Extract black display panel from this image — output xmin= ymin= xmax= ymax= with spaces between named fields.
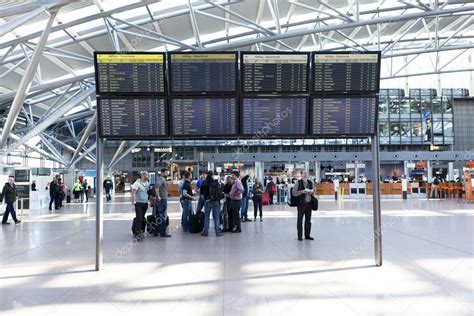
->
xmin=169 ymin=53 xmax=237 ymax=94
xmin=94 ymin=52 xmax=165 ymax=95
xmin=97 ymin=98 xmax=168 ymax=139
xmin=242 ymin=53 xmax=309 ymax=93
xmin=310 ymin=97 xmax=378 ymax=136
xmin=14 ymin=169 xmax=30 ymax=182
xmin=15 ymin=184 xmax=30 ymax=210
xmin=312 ymin=52 xmax=380 ymax=94
xmin=171 ymin=98 xmax=238 ymax=137
xmin=241 ymin=97 xmax=308 ymax=137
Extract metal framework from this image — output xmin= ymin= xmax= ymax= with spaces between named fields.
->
xmin=0 ymin=0 xmax=473 ymax=166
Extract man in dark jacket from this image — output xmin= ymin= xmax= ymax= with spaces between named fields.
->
xmin=1 ymin=176 xmax=21 ymax=225
xmin=200 ymin=171 xmax=222 ymax=237
xmin=49 ymin=178 xmax=60 ymax=211
xmin=292 ymin=171 xmax=315 ymax=241
xmin=103 ymin=177 xmax=114 ymax=202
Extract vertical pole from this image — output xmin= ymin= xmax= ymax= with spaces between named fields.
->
xmin=314 ymin=161 xmax=321 ymax=183
xmin=96 ymin=136 xmax=104 ymax=271
xmin=371 ymin=131 xmax=382 ymax=267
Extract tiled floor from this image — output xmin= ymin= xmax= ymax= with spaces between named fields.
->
xmin=0 ymin=194 xmax=473 ymax=315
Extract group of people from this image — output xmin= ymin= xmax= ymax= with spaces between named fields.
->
xmin=48 ymin=178 xmax=67 ymax=211
xmin=129 ymin=169 xmax=316 ymax=242
xmin=72 ymin=179 xmax=90 ymax=203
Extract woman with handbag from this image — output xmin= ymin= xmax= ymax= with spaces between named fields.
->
xmin=252 ymin=178 xmax=264 ymax=221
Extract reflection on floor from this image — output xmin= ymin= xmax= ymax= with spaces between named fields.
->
xmin=0 ymin=194 xmax=473 ymax=315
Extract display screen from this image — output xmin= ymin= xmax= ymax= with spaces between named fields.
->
xmin=98 ymin=98 xmax=167 ymax=139
xmin=171 ymin=98 xmax=238 ymax=137
xmin=311 ymin=97 xmax=377 ymax=136
xmin=169 ymin=53 xmax=237 ymax=93
xmin=95 ymin=53 xmax=165 ymax=95
xmin=14 ymin=169 xmax=30 ymax=182
xmin=241 ymin=97 xmax=308 ymax=136
xmin=242 ymin=53 xmax=308 ymax=93
xmin=312 ymin=53 xmax=380 ymax=94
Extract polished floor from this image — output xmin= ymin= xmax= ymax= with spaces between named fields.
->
xmin=0 ymin=194 xmax=473 ymax=316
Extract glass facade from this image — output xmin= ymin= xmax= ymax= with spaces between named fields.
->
xmin=378 ymin=90 xmax=454 ymax=145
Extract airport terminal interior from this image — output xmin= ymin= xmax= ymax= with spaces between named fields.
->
xmin=0 ymin=0 xmax=473 ymax=315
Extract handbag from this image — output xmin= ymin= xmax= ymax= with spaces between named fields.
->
xmin=310 ymin=195 xmax=318 ymax=211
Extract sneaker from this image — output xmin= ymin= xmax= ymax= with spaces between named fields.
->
xmin=254 ymin=217 xmax=257 ymax=221
xmin=160 ymin=234 xmax=172 ymax=238
xmin=260 ymin=218 xmax=263 ymax=222
xmin=15 ymin=220 xmax=21 ymax=225
xmin=216 ymin=233 xmax=223 ymax=237
xmin=200 ymin=232 xmax=208 ymax=237
xmin=305 ymin=236 xmax=314 ymax=240
xmin=232 ymin=228 xmax=241 ymax=233
xmin=2 ymin=222 xmax=10 ymax=225
xmin=245 ymin=218 xmax=252 ymax=222
xmin=298 ymin=237 xmax=303 ymax=241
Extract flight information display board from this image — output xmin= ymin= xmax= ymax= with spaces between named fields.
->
xmin=171 ymin=98 xmax=238 ymax=137
xmin=169 ymin=53 xmax=237 ymax=94
xmin=242 ymin=53 xmax=309 ymax=93
xmin=94 ymin=53 xmax=165 ymax=95
xmin=311 ymin=97 xmax=378 ymax=136
xmin=98 ymin=98 xmax=168 ymax=139
xmin=241 ymin=97 xmax=308 ymax=137
xmin=312 ymin=53 xmax=380 ymax=94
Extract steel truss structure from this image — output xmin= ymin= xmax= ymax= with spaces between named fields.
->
xmin=0 ymin=0 xmax=473 ymax=167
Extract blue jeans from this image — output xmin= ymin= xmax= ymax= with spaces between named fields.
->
xmin=153 ymin=199 xmax=168 ymax=236
xmin=182 ymin=199 xmax=193 ymax=232
xmin=196 ymin=195 xmax=205 ymax=213
xmin=203 ymin=200 xmax=221 ymax=235
xmin=241 ymin=195 xmax=249 ymax=219
xmin=2 ymin=201 xmax=18 ymax=224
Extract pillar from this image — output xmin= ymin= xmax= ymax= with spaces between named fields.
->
xmin=448 ymin=162 xmax=454 ymax=181
xmin=207 ymin=161 xmax=215 ymax=173
xmin=314 ymin=161 xmax=321 ymax=183
xmin=404 ymin=160 xmax=409 ymax=178
xmin=255 ymin=161 xmax=264 ymax=181
xmin=304 ymin=161 xmax=310 ymax=174
xmin=426 ymin=160 xmax=433 ymax=181
xmin=354 ymin=160 xmax=359 ymax=183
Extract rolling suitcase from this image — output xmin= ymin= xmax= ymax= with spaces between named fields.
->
xmin=189 ymin=210 xmax=205 ymax=233
xmin=131 ymin=217 xmax=146 ymax=236
xmin=263 ymin=192 xmax=270 ymax=205
xmin=146 ymin=215 xmax=157 ymax=235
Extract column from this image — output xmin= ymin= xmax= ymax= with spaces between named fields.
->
xmin=304 ymin=161 xmax=310 ymax=174
xmin=354 ymin=160 xmax=359 ymax=183
xmin=426 ymin=160 xmax=433 ymax=181
xmin=255 ymin=161 xmax=264 ymax=181
xmin=207 ymin=161 xmax=215 ymax=172
xmin=314 ymin=161 xmax=321 ymax=183
xmin=403 ymin=160 xmax=409 ymax=178
xmin=448 ymin=162 xmax=454 ymax=181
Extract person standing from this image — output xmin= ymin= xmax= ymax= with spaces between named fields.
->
xmin=72 ymin=180 xmax=82 ymax=203
xmin=181 ymin=171 xmax=196 ymax=232
xmin=1 ymin=176 xmax=21 ymax=225
xmin=195 ymin=172 xmax=206 ymax=213
xmin=240 ymin=175 xmax=251 ymax=222
xmin=83 ymin=179 xmax=89 ymax=203
xmin=252 ymin=178 xmax=264 ymax=221
xmin=131 ymin=171 xmax=150 ymax=242
xmin=200 ymin=171 xmax=223 ymax=237
xmin=292 ymin=171 xmax=315 ymax=241
xmin=103 ymin=177 xmax=114 ymax=202
xmin=266 ymin=178 xmax=275 ymax=205
xmin=153 ymin=168 xmax=171 ymax=238
xmin=222 ymin=176 xmax=234 ymax=232
xmin=227 ymin=171 xmax=244 ymax=233
xmin=31 ymin=180 xmax=36 ymax=192
xmin=49 ymin=178 xmax=60 ymax=211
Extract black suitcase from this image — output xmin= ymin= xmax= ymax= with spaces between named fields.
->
xmin=66 ymin=195 xmax=71 ymax=203
xmin=189 ymin=211 xmax=204 ymax=233
xmin=131 ymin=217 xmax=146 ymax=235
xmin=146 ymin=215 xmax=157 ymax=235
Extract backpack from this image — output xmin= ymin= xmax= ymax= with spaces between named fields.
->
xmin=147 ymin=184 xmax=156 ymax=199
xmin=288 ymin=180 xmax=312 ymax=207
xmin=433 ymin=178 xmax=440 ymax=185
xmin=209 ymin=179 xmax=225 ymax=201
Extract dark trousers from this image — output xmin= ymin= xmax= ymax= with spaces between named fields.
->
xmin=105 ymin=189 xmax=111 ymax=201
xmin=297 ymin=202 xmax=312 ymax=238
xmin=134 ymin=202 xmax=148 ymax=236
xmin=2 ymin=202 xmax=18 ymax=224
xmin=153 ymin=199 xmax=167 ymax=236
xmin=229 ymin=200 xmax=242 ymax=231
xmin=253 ymin=195 xmax=263 ymax=219
xmin=49 ymin=195 xmax=59 ymax=210
xmin=269 ymin=193 xmax=274 ymax=204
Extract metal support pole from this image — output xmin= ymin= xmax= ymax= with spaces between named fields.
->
xmin=371 ymin=132 xmax=382 ymax=267
xmin=315 ymin=161 xmax=321 ymax=183
xmin=95 ymin=136 xmax=104 ymax=271
xmin=0 ymin=9 xmax=57 ymax=148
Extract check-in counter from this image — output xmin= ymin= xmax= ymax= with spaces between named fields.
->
xmin=349 ymin=183 xmax=366 ymax=195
